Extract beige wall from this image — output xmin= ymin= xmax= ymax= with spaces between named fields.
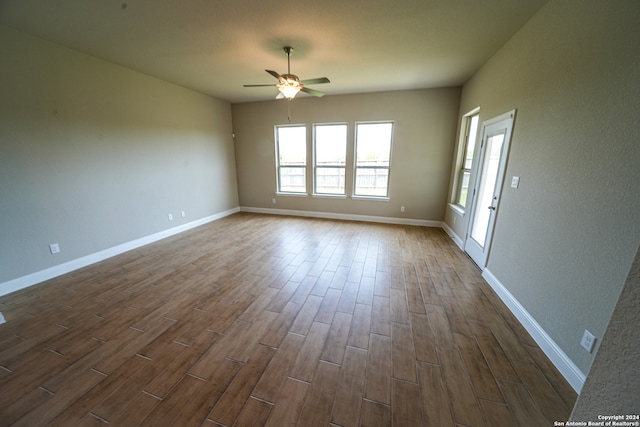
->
xmin=0 ymin=25 xmax=239 ymax=285
xmin=232 ymin=88 xmax=460 ymax=221
xmin=445 ymin=0 xmax=640 ymax=376
xmin=570 ymin=244 xmax=640 ymax=420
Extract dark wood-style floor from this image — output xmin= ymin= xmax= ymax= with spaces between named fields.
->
xmin=0 ymin=213 xmax=577 ymax=426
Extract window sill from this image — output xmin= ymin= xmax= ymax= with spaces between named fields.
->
xmin=448 ymin=203 xmax=465 ymax=216
xmin=276 ymin=192 xmax=309 ymax=197
xmin=351 ymin=195 xmax=390 ymax=202
xmin=312 ymin=193 xmax=348 ymax=199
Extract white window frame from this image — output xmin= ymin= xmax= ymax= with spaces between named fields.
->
xmin=352 ymin=121 xmax=394 ymax=200
xmin=451 ymin=108 xmax=480 ymax=212
xmin=313 ymin=123 xmax=348 ymax=197
xmin=275 ymin=124 xmax=308 ymax=195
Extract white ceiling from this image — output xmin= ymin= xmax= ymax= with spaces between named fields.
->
xmin=0 ymin=0 xmax=546 ymax=103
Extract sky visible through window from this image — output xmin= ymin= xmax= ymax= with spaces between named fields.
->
xmin=356 ymin=123 xmax=392 ymax=165
xmin=315 ymin=124 xmax=347 ymax=165
xmin=278 ymin=126 xmax=306 ymax=165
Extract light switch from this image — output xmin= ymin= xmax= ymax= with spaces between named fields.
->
xmin=511 ymin=176 xmax=520 ymax=188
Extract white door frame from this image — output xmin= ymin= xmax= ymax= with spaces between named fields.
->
xmin=464 ymin=109 xmax=516 ymax=269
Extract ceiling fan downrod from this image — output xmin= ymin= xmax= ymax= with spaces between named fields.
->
xmin=283 ymin=46 xmax=293 ymax=75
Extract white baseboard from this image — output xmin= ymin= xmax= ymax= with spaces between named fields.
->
xmin=240 ymin=206 xmax=444 ymax=228
xmin=442 ymin=222 xmax=464 ymax=250
xmin=482 ymin=268 xmax=586 ymax=393
xmin=0 ymin=207 xmax=240 ymax=297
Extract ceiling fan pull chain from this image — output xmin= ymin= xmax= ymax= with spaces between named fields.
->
xmin=287 ymin=99 xmax=292 ymax=123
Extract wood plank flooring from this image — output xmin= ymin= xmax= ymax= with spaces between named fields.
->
xmin=0 ymin=213 xmax=577 ymax=426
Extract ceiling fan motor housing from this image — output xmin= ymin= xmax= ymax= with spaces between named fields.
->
xmin=281 ymin=74 xmax=301 ymax=84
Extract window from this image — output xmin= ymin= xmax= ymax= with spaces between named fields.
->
xmin=274 ymin=121 xmax=395 ymax=200
xmin=354 ymin=122 xmax=393 ymax=197
xmin=314 ymin=124 xmax=347 ymax=195
xmin=454 ymin=112 xmax=479 ymax=207
xmin=275 ymin=125 xmax=307 ymax=193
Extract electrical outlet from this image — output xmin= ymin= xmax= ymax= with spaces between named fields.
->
xmin=400 ymin=206 xmax=405 ymax=212
xmin=49 ymin=243 xmax=60 ymax=254
xmin=580 ymin=329 xmax=596 ymax=353
xmin=272 ymin=198 xmax=276 ymax=204
xmin=181 ymin=211 xmax=186 ymax=218
xmin=168 ymin=213 xmax=173 ymax=221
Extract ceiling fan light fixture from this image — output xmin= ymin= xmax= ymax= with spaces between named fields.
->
xmin=277 ymin=81 xmax=301 ymax=99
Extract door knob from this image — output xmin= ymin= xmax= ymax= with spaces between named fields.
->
xmin=488 ymin=206 xmax=496 ymax=210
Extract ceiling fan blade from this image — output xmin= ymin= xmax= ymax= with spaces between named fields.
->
xmin=300 ymin=77 xmax=330 ymax=85
xmin=266 ymin=69 xmax=286 ymax=83
xmin=301 ymin=87 xmax=325 ymax=97
xmin=243 ymin=84 xmax=276 ymax=87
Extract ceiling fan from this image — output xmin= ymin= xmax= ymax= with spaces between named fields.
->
xmin=243 ymin=46 xmax=330 ymax=99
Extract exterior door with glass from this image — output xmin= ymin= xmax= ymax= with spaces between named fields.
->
xmin=464 ymin=110 xmax=516 ymax=269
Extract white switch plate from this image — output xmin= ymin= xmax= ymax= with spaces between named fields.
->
xmin=580 ymin=329 xmax=596 ymax=353
xmin=49 ymin=243 xmax=60 ymax=254
xmin=511 ymin=176 xmax=520 ymax=188
xmin=168 ymin=213 xmax=173 ymax=221
xmin=181 ymin=211 xmax=186 ymax=218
